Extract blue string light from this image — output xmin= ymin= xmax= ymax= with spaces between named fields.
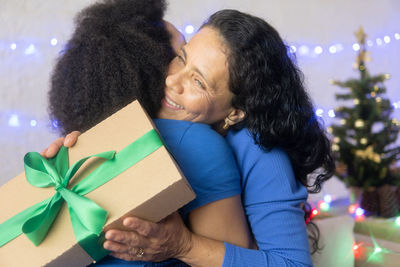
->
xmin=8 ymin=114 xmax=19 ymax=127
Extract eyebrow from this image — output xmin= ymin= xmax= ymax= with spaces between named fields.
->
xmin=181 ymin=47 xmax=215 ymax=88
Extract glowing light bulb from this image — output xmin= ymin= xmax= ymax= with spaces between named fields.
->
xmin=348 ymin=204 xmax=358 ymax=214
xmin=395 ymin=33 xmax=400 ymax=40
xmin=30 ymin=120 xmax=37 ymax=127
xmin=374 ymin=247 xmax=382 ymax=253
xmin=312 ymin=209 xmax=319 ymax=216
xmin=324 ymin=194 xmax=332 ymax=203
xmin=328 ymin=109 xmax=336 ymax=118
xmin=352 ymin=43 xmax=360 ymax=51
xmin=52 ymin=120 xmax=59 ymax=128
xmin=8 ymin=114 xmax=20 ymax=127
xmin=185 ymin=25 xmax=194 ymax=34
xmin=289 ymin=45 xmax=297 ymax=53
xmin=395 ymin=217 xmax=400 ymax=226
xmin=329 ymin=45 xmax=337 ymax=54
xmin=360 ymin=138 xmax=368 ymax=145
xmin=315 ymin=108 xmax=324 ymax=117
xmin=384 ymin=36 xmax=391 ymax=43
xmin=10 ymin=43 xmax=17 ymax=50
xmin=376 ymin=38 xmax=383 ymax=45
xmin=355 ymin=207 xmax=365 ymax=216
xmin=353 ymin=244 xmax=359 ymax=250
xmin=24 ymin=44 xmax=36 ymax=55
xmin=355 ymin=119 xmax=364 ymax=128
xmin=50 ymin=38 xmax=58 ymax=46
xmin=367 ymin=40 xmax=373 ymax=47
xmin=314 ymin=46 xmax=323 ymax=54
xmin=355 ymin=214 xmax=365 ymax=221
xmin=320 ymin=202 xmax=330 ymax=211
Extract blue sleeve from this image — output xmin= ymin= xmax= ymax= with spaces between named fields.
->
xmin=173 ymin=123 xmax=241 ymax=216
xmin=223 ymin=129 xmax=312 ymax=267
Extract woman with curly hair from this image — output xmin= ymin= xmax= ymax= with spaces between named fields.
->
xmin=45 ymin=2 xmax=335 ymax=266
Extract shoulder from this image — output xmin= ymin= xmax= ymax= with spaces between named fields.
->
xmin=226 ymin=127 xmax=291 ymax=168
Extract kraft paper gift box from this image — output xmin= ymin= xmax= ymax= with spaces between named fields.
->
xmin=0 ymin=101 xmax=195 ymax=267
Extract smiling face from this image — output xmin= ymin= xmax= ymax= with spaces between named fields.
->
xmin=158 ymin=26 xmax=243 ymax=126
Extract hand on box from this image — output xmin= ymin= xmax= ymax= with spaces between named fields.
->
xmin=40 ymin=131 xmax=81 ymax=158
xmin=104 ymin=212 xmax=193 ymax=262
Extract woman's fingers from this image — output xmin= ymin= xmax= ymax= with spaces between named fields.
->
xmin=39 ymin=131 xmax=81 ymax=159
xmin=105 ymin=229 xmax=147 ymax=248
xmin=40 ymin=137 xmax=64 ymax=158
xmin=123 ymin=217 xmax=155 ymax=236
xmin=64 ymin=131 xmax=81 ymax=147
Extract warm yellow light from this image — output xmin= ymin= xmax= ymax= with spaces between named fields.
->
xmin=355 ymin=119 xmax=365 ymax=128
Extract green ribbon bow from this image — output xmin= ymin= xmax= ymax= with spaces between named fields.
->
xmin=0 ymin=129 xmax=163 ymax=261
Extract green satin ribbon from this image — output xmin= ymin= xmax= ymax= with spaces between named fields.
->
xmin=0 ymin=129 xmax=163 ymax=261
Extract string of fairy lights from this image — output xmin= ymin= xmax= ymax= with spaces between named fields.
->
xmin=310 ymin=195 xmax=400 ymax=262
xmin=1 ymin=25 xmax=399 ymax=131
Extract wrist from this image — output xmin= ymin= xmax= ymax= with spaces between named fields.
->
xmin=176 ymin=228 xmax=195 ymax=261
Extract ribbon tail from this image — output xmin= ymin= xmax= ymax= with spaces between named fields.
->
xmin=0 ymin=198 xmax=50 ymax=247
xmin=59 ymin=188 xmax=108 ymax=260
xmin=69 ymin=207 xmax=109 ymax=261
xmin=22 ymin=193 xmax=63 ymax=246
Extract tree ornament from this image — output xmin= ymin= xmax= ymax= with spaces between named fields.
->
xmin=355 ymin=119 xmax=365 ymax=128
xmin=360 ymin=138 xmax=368 ymax=145
xmin=354 ymin=26 xmax=367 ymax=45
xmin=355 ymin=146 xmax=381 ymax=163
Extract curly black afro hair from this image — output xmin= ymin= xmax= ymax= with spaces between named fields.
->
xmin=48 ymin=0 xmax=174 ymax=135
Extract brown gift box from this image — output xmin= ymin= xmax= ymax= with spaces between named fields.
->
xmin=0 ymin=101 xmax=195 ymax=267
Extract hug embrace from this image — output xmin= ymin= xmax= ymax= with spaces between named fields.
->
xmin=44 ymin=0 xmax=335 ymax=266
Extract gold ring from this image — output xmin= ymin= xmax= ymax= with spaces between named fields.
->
xmin=136 ymin=247 xmax=145 ymax=258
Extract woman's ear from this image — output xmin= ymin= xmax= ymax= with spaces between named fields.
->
xmin=227 ymin=108 xmax=245 ymax=126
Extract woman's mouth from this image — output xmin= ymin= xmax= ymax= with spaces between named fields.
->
xmin=163 ymin=95 xmax=184 ymax=110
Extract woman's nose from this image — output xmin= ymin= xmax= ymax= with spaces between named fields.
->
xmin=165 ymin=72 xmax=184 ymax=94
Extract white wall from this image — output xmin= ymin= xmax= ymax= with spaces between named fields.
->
xmin=1 ymin=0 xmax=399 ymax=200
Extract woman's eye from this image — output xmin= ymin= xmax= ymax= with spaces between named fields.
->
xmin=176 ymin=55 xmax=185 ymax=63
xmin=195 ymin=78 xmax=206 ymax=89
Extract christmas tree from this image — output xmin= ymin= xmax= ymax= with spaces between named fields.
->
xmin=330 ymin=27 xmax=400 ymax=216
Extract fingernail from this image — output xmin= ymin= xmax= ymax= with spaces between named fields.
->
xmin=105 ymin=231 xmax=113 ymax=240
xmin=64 ymin=136 xmax=71 ymax=146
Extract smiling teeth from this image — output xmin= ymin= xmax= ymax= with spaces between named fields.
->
xmin=166 ymin=97 xmax=184 ymax=109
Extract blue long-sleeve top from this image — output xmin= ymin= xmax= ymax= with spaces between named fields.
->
xmin=223 ymin=128 xmax=313 ymax=267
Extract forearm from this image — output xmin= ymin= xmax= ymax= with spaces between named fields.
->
xmin=178 ymin=233 xmax=225 ymax=267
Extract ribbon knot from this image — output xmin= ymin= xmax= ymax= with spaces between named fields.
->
xmin=54 ymin=183 xmax=65 ymax=191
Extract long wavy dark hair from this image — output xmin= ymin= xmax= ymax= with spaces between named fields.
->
xmin=48 ymin=0 xmax=174 ymax=135
xmin=202 ymin=10 xmax=335 ymax=194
